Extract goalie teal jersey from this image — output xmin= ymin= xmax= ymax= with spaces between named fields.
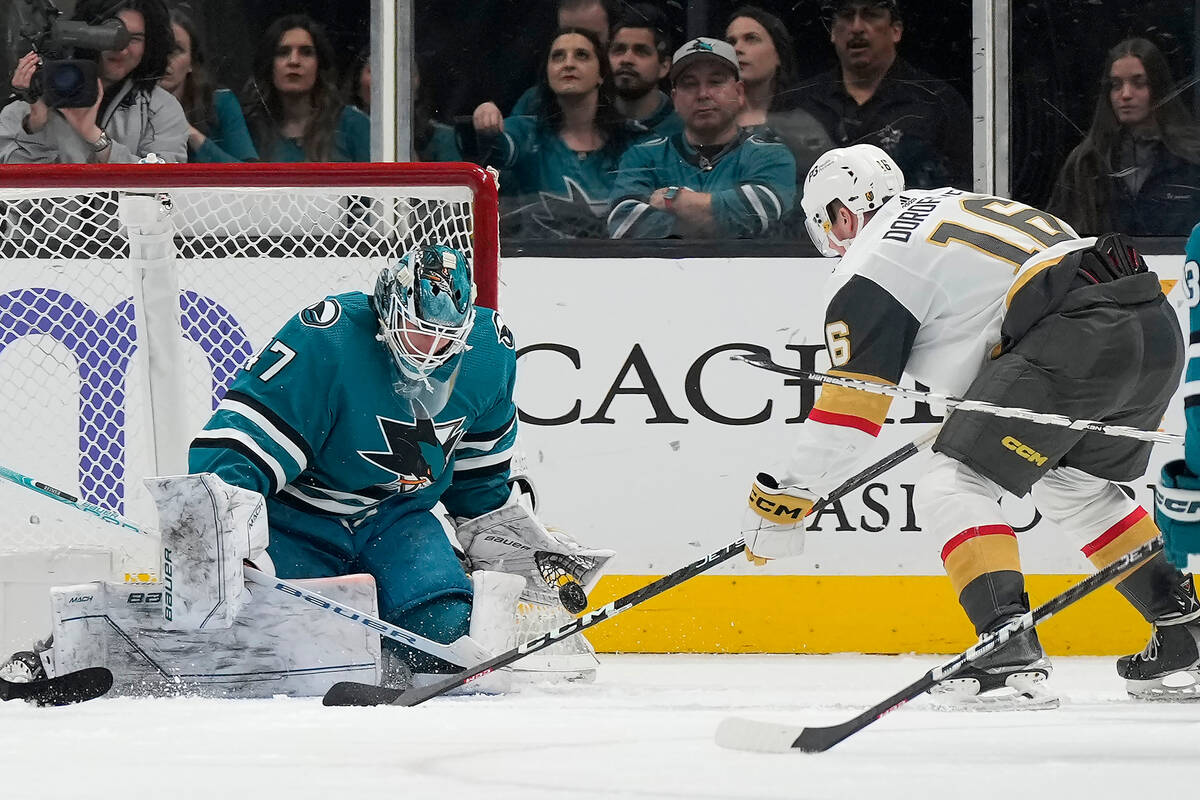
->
xmin=1184 ymin=223 xmax=1200 ymax=473
xmin=188 ymin=292 xmax=518 ymax=521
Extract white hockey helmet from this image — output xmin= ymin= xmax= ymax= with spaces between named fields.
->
xmin=373 ymin=244 xmax=477 ymax=382
xmin=801 ymin=144 xmax=904 ymax=257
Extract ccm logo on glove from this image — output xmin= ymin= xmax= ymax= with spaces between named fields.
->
xmin=748 ymin=474 xmax=814 ymax=522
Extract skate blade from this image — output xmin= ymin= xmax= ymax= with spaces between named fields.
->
xmin=1126 ymin=669 xmax=1200 ymax=701
xmin=929 ymin=672 xmax=1060 ymax=712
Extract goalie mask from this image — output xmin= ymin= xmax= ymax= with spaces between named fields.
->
xmin=374 ymin=245 xmax=477 ymax=382
xmin=801 ymin=144 xmax=904 ymax=257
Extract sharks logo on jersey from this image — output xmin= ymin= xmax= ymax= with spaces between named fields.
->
xmin=492 ymin=311 xmax=515 ymax=350
xmin=300 ymin=299 xmax=342 ymax=328
xmin=359 ymin=414 xmax=468 ymax=493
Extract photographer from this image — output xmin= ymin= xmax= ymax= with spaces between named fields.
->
xmin=0 ymin=0 xmax=187 ymax=164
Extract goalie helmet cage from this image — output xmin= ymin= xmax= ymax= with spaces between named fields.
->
xmin=0 ymin=162 xmax=499 ymax=584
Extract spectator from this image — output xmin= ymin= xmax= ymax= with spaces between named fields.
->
xmin=0 ymin=0 xmax=187 ymax=164
xmin=414 ymin=59 xmax=462 ymax=162
xmin=473 ymin=28 xmax=628 ymax=238
xmin=474 ymin=0 xmax=613 ymax=133
xmin=243 ymin=14 xmax=370 ymax=163
xmin=160 ymin=9 xmax=257 ymax=163
xmin=607 ymin=37 xmax=796 ymax=239
xmin=608 ymin=3 xmax=682 ymax=137
xmin=798 ymin=0 xmax=971 ymax=189
xmin=344 ymin=49 xmax=370 ymax=115
xmin=1049 ymin=37 xmax=1200 ymax=236
xmin=725 ymin=5 xmax=832 ymax=225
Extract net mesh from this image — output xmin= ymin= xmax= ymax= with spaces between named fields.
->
xmin=0 ymin=167 xmax=491 ymax=579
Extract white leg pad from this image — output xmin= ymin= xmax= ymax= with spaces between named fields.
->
xmin=47 ymin=574 xmax=380 ymax=697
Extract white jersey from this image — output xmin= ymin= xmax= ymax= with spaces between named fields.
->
xmin=778 ymin=188 xmax=1086 ymax=494
xmin=824 ymin=188 xmax=1084 ymax=396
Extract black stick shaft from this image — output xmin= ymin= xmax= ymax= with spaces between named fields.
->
xmin=388 ymin=430 xmax=938 ymax=707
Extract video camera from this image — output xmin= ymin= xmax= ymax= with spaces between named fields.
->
xmin=14 ymin=0 xmax=131 ymax=109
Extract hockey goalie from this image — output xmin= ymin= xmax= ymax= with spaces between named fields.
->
xmin=1 ymin=245 xmax=614 ymax=697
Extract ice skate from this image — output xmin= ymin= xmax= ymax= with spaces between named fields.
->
xmin=1117 ymin=575 xmax=1200 ymax=700
xmin=0 ymin=650 xmax=46 ymax=684
xmin=930 ymin=623 xmax=1059 ymax=710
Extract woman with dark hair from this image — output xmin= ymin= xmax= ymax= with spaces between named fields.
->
xmin=725 ymin=4 xmax=801 ymax=124
xmin=160 ymin=9 xmax=256 ymax=162
xmin=0 ymin=0 xmax=187 ymax=163
xmin=243 ymin=14 xmax=370 ymax=162
xmin=473 ymin=27 xmax=630 ymax=238
xmin=1050 ymin=37 xmax=1200 ymax=235
xmin=725 ymin=5 xmax=830 ymax=233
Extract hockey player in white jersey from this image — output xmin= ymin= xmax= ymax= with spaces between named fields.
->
xmin=744 ymin=144 xmax=1198 ymax=703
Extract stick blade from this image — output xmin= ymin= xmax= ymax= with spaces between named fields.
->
xmin=322 ymin=681 xmax=404 ymax=707
xmin=714 ymin=717 xmax=806 ymax=753
xmin=0 ymin=667 xmax=113 ymax=706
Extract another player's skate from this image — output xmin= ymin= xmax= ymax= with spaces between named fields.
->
xmin=929 ymin=622 xmax=1059 ymax=710
xmin=1117 ymin=574 xmax=1200 ymax=700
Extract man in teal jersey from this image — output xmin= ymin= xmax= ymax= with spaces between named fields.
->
xmin=607 ymin=37 xmax=796 ymax=239
xmin=188 ymin=245 xmax=611 ymax=679
xmin=1157 ymin=223 xmax=1200 ymax=572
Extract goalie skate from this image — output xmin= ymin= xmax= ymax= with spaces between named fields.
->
xmin=929 ymin=624 xmax=1059 ymax=711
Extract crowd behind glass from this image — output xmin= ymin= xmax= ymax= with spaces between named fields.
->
xmin=2 ymin=0 xmax=1198 ymax=241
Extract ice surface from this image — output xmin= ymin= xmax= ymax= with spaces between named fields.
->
xmin=2 ymin=654 xmax=1198 ymax=799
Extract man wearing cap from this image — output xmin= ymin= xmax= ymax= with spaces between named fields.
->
xmin=798 ymin=0 xmax=971 ymax=190
xmin=607 ymin=36 xmax=796 ymax=239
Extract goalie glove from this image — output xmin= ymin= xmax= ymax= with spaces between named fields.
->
xmin=454 ymin=490 xmax=616 ymax=606
xmin=742 ymin=473 xmax=815 ymax=565
xmin=1155 ymin=459 xmax=1200 ymax=570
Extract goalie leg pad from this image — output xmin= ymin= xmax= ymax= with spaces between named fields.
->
xmin=47 ymin=574 xmax=381 ymax=697
xmin=145 ymin=473 xmax=269 ymax=630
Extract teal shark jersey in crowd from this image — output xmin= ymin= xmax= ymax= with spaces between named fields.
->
xmin=607 ymin=129 xmax=796 ymax=239
xmin=1183 ymin=223 xmax=1200 ymax=472
xmin=188 ymin=291 xmax=519 ymax=522
xmin=485 ymin=115 xmax=627 ymax=238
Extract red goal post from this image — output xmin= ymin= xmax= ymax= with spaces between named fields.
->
xmin=0 ymin=161 xmax=500 ymax=585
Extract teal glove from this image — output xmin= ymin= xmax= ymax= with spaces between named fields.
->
xmin=1155 ymin=459 xmax=1200 ymax=569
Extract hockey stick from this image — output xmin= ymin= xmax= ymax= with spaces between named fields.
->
xmin=0 ymin=668 xmax=113 ymax=706
xmin=735 ymin=351 xmax=1183 ymax=444
xmin=322 ymin=426 xmax=942 ymax=707
xmin=0 ymin=463 xmax=491 ymax=669
xmin=714 ymin=536 xmax=1163 ymax=753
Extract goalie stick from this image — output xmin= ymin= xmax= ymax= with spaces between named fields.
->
xmin=0 ymin=668 xmax=113 ymax=706
xmin=0 ymin=463 xmax=491 ymax=669
xmin=714 ymin=536 xmax=1163 ymax=753
xmin=322 ymin=426 xmax=942 ymax=707
xmin=735 ymin=351 xmax=1182 ymax=444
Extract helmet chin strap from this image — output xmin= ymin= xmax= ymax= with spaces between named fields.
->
xmin=826 ymin=209 xmax=864 ymax=255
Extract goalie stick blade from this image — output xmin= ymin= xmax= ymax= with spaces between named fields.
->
xmin=0 ymin=667 xmax=113 ymax=706
xmin=322 ymin=681 xmax=405 ymax=707
xmin=715 ymin=716 xmax=860 ymax=754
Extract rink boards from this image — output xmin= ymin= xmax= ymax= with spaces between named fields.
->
xmin=0 ymin=252 xmax=1186 ymax=656
xmin=504 ymin=255 xmax=1187 ymax=656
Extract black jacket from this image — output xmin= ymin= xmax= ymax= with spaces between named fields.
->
xmin=797 ymin=58 xmax=972 ymax=190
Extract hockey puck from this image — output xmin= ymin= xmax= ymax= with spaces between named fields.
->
xmin=558 ymin=580 xmax=588 ymax=614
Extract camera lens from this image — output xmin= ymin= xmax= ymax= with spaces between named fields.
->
xmin=50 ymin=64 xmax=85 ymax=94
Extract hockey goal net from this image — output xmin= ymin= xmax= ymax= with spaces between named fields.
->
xmin=0 ymin=162 xmax=498 ymax=582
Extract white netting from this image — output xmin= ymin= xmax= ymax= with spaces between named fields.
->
xmin=0 ymin=165 xmax=494 ymax=580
